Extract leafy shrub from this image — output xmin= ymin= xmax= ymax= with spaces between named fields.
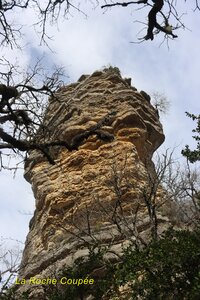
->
xmin=114 ymin=228 xmax=200 ymax=300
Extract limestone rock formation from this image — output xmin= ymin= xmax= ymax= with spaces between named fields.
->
xmin=18 ymin=67 xmax=167 ymax=298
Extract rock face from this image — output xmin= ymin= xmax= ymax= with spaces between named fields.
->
xmin=19 ymin=67 xmax=166 ymax=297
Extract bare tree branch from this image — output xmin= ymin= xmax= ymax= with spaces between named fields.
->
xmin=101 ymin=0 xmax=148 ymax=8
xmin=101 ymin=0 xmax=179 ymax=41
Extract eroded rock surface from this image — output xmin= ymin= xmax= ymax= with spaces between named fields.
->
xmin=19 ymin=67 xmax=166 ymax=297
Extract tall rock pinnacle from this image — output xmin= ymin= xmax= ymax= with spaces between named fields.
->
xmin=18 ymin=67 xmax=165 ymax=298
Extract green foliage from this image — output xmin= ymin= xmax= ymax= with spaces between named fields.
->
xmin=102 ymin=65 xmax=121 ymax=75
xmin=182 ymin=113 xmax=200 ymax=163
xmin=0 ymin=286 xmax=29 ymax=300
xmin=45 ymin=246 xmax=113 ymax=300
xmin=114 ymin=228 xmax=200 ymax=300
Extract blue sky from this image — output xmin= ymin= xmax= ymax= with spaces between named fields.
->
xmin=0 ymin=1 xmax=200 ymax=253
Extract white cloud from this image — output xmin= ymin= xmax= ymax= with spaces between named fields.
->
xmin=0 ymin=169 xmax=34 ymax=242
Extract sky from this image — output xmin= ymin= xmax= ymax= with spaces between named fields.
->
xmin=0 ymin=0 xmax=200 ymax=263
